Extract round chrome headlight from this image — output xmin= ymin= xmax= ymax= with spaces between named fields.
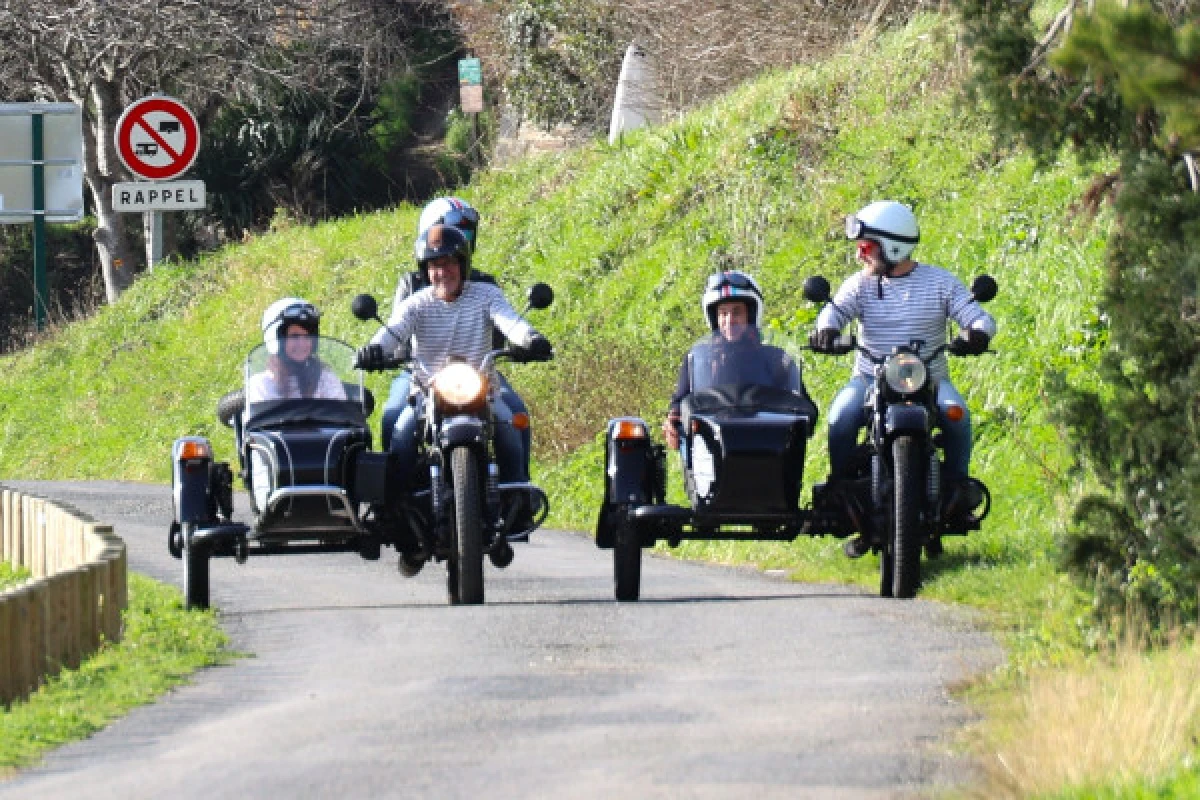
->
xmin=432 ymin=362 xmax=486 ymax=408
xmin=883 ymin=353 xmax=927 ymax=394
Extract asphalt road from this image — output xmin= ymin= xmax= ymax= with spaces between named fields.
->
xmin=1 ymin=480 xmax=1001 ymax=799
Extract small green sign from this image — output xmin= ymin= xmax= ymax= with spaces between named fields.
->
xmin=458 ymin=57 xmax=482 ymax=86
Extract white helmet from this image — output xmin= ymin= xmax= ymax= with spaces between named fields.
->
xmin=701 ymin=271 xmax=765 ymax=331
xmin=261 ymin=297 xmax=320 ymax=356
xmin=845 ymin=201 xmax=919 ymax=266
xmin=417 ymin=197 xmax=480 ymax=252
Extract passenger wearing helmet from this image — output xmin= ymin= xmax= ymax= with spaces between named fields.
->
xmin=809 ymin=201 xmax=996 ymax=555
xmin=247 ymin=298 xmax=347 ymax=403
xmin=356 ymin=224 xmax=552 ymax=485
xmin=376 ymin=197 xmax=532 ymax=471
xmin=662 ymin=270 xmax=811 ymax=450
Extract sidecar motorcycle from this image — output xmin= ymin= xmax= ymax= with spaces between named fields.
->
xmin=595 ymin=276 xmax=997 ymax=601
xmin=168 ymin=285 xmax=553 ymax=610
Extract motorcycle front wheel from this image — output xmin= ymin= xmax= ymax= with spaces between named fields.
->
xmin=890 ymin=436 xmax=923 ymax=599
xmin=448 ymin=447 xmax=485 ymax=605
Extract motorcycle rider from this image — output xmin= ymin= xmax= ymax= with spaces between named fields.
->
xmin=356 ymin=224 xmax=552 ymax=488
xmin=376 ymin=197 xmax=532 ymax=472
xmin=663 ymin=270 xmax=814 ymax=450
xmin=809 ymin=200 xmax=996 ymax=556
xmin=247 ymin=297 xmax=347 ymax=403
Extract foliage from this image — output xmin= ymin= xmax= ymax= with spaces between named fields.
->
xmin=952 ymin=0 xmax=1200 ymax=626
xmin=0 ymin=573 xmax=230 ymax=771
xmin=0 ymin=562 xmax=30 ymax=592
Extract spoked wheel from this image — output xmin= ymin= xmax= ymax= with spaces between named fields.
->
xmin=890 ymin=436 xmax=923 ymax=598
xmin=182 ymin=523 xmax=211 ymax=610
xmin=613 ymin=506 xmax=642 ymax=602
xmin=447 ymin=447 xmax=485 ymax=606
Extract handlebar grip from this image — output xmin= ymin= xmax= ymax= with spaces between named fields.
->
xmin=830 ymin=335 xmax=857 ymax=355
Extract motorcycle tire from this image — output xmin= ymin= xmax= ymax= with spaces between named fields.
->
xmin=891 ymin=436 xmax=923 ymax=599
xmin=216 ymin=389 xmax=245 ymax=428
xmin=182 ymin=523 xmax=211 ymax=610
xmin=448 ymin=447 xmax=485 ymax=606
xmin=613 ymin=505 xmax=641 ymax=602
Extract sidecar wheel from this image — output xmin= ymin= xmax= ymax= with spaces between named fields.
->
xmin=216 ymin=389 xmax=245 ymax=428
xmin=891 ymin=436 xmax=922 ymax=599
xmin=182 ymin=523 xmax=211 ymax=610
xmin=613 ymin=507 xmax=641 ymax=602
xmin=448 ymin=447 xmax=485 ymax=606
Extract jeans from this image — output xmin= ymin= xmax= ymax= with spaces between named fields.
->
xmin=827 ymin=375 xmax=972 ymax=480
xmin=390 ymin=391 xmax=528 ymax=485
xmin=382 ymin=371 xmax=531 ymax=474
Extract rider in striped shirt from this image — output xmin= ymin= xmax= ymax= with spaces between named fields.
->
xmin=811 ymin=201 xmax=996 ymax=554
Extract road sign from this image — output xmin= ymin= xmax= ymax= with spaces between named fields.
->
xmin=460 ymin=85 xmax=484 ymax=114
xmin=112 ymin=180 xmax=206 ymax=212
xmin=0 ymin=103 xmax=84 ymax=223
xmin=458 ymin=57 xmax=482 ymax=86
xmin=114 ymin=96 xmax=200 ymax=181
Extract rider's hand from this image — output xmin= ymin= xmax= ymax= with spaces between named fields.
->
xmin=526 ymin=334 xmax=554 ymax=362
xmin=355 ymin=343 xmax=387 ymax=371
xmin=948 ymin=328 xmax=990 ymax=356
xmin=663 ymin=414 xmax=681 ymax=450
xmin=809 ymin=328 xmax=840 ymax=352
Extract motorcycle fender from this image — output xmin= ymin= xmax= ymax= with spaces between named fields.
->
xmin=439 ymin=416 xmax=486 ymax=449
xmin=885 ymin=405 xmax=930 ymax=436
xmin=172 ymin=436 xmax=213 ymax=524
xmin=605 ymin=417 xmax=654 ymax=505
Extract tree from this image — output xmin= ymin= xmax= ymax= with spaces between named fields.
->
xmin=0 ymin=0 xmax=424 ymax=302
xmin=953 ymin=0 xmax=1200 ymax=623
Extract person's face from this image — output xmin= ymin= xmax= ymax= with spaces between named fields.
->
xmin=856 ymin=238 xmax=888 ymax=275
xmin=427 ymin=255 xmax=463 ymax=300
xmin=283 ymin=323 xmax=314 ymax=361
xmin=716 ymin=301 xmax=750 ymax=341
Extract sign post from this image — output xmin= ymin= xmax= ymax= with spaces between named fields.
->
xmin=113 ymin=95 xmax=203 ymax=270
xmin=0 ymin=103 xmax=84 ymax=330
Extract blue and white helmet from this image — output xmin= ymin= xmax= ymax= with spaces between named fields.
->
xmin=417 ymin=197 xmax=480 ymax=252
xmin=261 ymin=297 xmax=320 ymax=356
xmin=701 ymin=271 xmax=765 ymax=331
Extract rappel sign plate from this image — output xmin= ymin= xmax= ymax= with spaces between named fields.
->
xmin=114 ymin=96 xmax=200 ymax=181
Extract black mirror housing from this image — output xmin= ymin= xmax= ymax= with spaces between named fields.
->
xmin=527 ymin=282 xmax=554 ymax=310
xmin=802 ymin=276 xmax=831 ymax=305
xmin=351 ymin=293 xmax=379 ymax=321
xmin=970 ymin=275 xmax=998 ymax=304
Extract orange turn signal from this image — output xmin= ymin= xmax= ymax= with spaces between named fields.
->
xmin=944 ymin=405 xmax=965 ymax=423
xmin=178 ymin=441 xmax=212 ymax=461
xmin=512 ymin=412 xmax=530 ymax=431
xmin=612 ymin=420 xmax=648 ymax=441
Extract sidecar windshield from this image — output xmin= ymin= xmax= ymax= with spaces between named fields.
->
xmin=687 ymin=330 xmax=803 ymax=394
xmin=244 ymin=336 xmax=368 ymax=427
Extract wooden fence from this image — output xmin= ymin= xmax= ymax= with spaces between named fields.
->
xmin=0 ymin=487 xmax=127 ymax=706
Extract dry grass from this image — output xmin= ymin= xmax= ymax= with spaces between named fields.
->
xmin=971 ymin=633 xmax=1200 ymax=797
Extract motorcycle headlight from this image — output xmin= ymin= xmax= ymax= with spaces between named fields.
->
xmin=432 ymin=362 xmax=487 ymax=410
xmin=883 ymin=353 xmax=927 ymax=394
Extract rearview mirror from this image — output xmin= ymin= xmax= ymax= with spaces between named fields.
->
xmin=970 ymin=275 xmax=998 ymax=304
xmin=802 ymin=276 xmax=831 ymax=305
xmin=351 ymin=293 xmax=378 ymax=321
xmin=526 ymin=282 xmax=554 ymax=311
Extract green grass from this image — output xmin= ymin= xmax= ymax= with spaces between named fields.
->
xmin=0 ymin=573 xmax=231 ymax=775
xmin=0 ymin=563 xmax=28 ymax=592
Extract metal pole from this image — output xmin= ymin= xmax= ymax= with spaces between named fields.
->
xmin=144 ymin=211 xmax=162 ymax=270
xmin=31 ymin=113 xmax=48 ymax=331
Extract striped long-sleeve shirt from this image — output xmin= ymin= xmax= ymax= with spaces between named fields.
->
xmin=369 ymin=282 xmax=536 ymax=385
xmin=816 ymin=263 xmax=997 ymax=382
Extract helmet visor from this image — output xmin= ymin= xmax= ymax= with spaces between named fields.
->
xmin=441 ymin=207 xmax=478 ymax=239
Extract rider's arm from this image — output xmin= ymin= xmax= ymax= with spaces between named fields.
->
xmin=946 ymin=277 xmax=997 ymax=339
xmin=815 ymin=273 xmax=864 ymax=331
xmin=486 ymin=286 xmax=535 ymax=347
xmin=368 ymin=291 xmax=422 ymax=356
xmin=663 ymin=354 xmax=691 ymax=449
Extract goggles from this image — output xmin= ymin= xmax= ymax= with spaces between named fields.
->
xmin=441 ymin=208 xmax=478 ymax=238
xmin=844 ymin=214 xmax=919 ymax=243
xmin=706 ymin=271 xmax=757 ymax=292
xmin=279 ymin=306 xmax=319 ymax=327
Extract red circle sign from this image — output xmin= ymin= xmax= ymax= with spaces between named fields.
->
xmin=114 ymin=96 xmax=200 ymax=181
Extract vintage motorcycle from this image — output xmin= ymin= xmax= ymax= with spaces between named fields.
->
xmin=594 ymin=331 xmax=821 ymax=601
xmin=168 ymin=284 xmax=553 ymax=610
xmin=802 ymin=274 xmax=998 ymax=598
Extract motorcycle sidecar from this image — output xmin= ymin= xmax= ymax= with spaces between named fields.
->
xmin=595 ymin=383 xmax=819 ymax=602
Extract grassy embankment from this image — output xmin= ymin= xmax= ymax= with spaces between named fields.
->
xmin=1 ymin=9 xmax=1196 ymax=794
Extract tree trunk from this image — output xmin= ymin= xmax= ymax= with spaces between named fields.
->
xmin=85 ymin=79 xmax=134 ymax=302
